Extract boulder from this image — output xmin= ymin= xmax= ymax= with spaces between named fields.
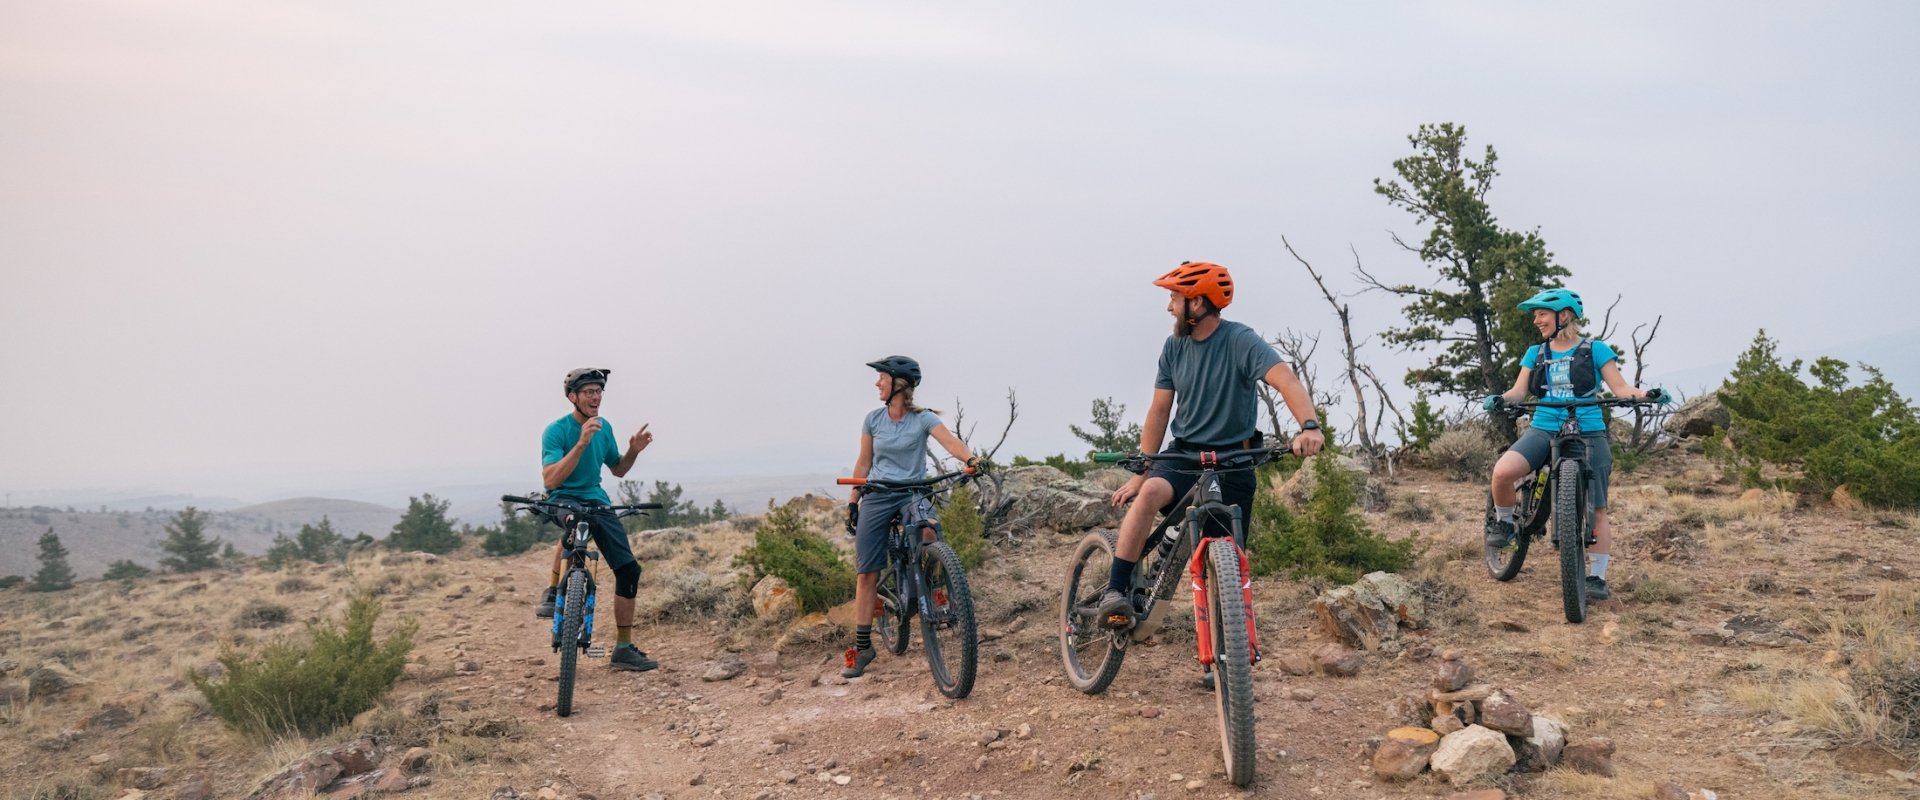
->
xmin=1511 ymin=715 xmax=1568 ymax=772
xmin=1311 ymin=571 xmax=1426 ymax=650
xmin=28 ymin=662 xmax=90 ymax=701
xmin=1430 ymin=725 xmax=1516 ymax=786
xmin=750 ymin=576 xmax=799 ymax=623
xmin=1478 ymin=689 xmax=1533 ymax=736
xmin=246 ymin=754 xmax=344 ymax=800
xmin=1000 ymin=466 xmax=1124 ymax=532
xmin=1083 ymin=468 xmax=1134 ymax=493
xmin=1372 ymin=726 xmax=1441 ymax=781
xmin=1433 ymin=655 xmax=1473 ymax=691
xmin=1311 ymin=643 xmax=1364 ymax=677
xmin=702 ymin=655 xmax=747 ymax=682
xmin=1280 ymin=454 xmax=1387 ymax=511
xmin=1665 ymin=395 xmax=1728 ymax=439
xmin=1561 ymin=737 xmax=1617 ymax=777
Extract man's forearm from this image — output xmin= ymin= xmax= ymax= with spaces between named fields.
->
xmin=543 ymin=443 xmax=586 ymax=489
xmin=1141 ymin=406 xmax=1171 ymax=453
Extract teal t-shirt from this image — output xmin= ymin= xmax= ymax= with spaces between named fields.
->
xmin=1154 ymin=320 xmax=1284 ymax=446
xmin=863 ymin=407 xmax=939 ymax=482
xmin=1520 ymin=339 xmax=1620 ymax=433
xmin=542 ymin=415 xmax=621 ymax=503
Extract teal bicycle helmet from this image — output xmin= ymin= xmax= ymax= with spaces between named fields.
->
xmin=1518 ymin=288 xmax=1583 ymax=319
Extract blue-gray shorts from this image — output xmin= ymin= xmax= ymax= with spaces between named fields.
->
xmin=852 ymin=491 xmax=937 ymax=574
xmin=1508 ymin=429 xmax=1612 ymax=509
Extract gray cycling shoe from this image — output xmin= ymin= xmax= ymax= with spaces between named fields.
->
xmin=1484 ymin=517 xmax=1516 ymax=549
xmin=610 ymin=644 xmax=658 ymax=672
xmin=1584 ymin=576 xmax=1611 ymax=601
xmin=535 ymin=586 xmax=557 ymax=619
xmin=1094 ymin=589 xmax=1135 ymax=629
xmin=842 ymin=647 xmax=877 ymax=678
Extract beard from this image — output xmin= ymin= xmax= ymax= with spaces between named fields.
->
xmin=1173 ymin=316 xmax=1195 ymax=337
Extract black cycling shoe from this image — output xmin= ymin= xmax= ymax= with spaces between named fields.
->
xmin=1094 ymin=589 xmax=1135 ymax=629
xmin=535 ymin=586 xmax=557 ymax=619
xmin=1484 ymin=517 xmax=1516 ymax=549
xmin=842 ymin=646 xmax=877 ymax=678
xmin=609 ymin=644 xmax=658 ymax=672
xmin=1585 ymin=576 xmax=1611 ymax=601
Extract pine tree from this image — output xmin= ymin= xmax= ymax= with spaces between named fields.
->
xmin=387 ymin=494 xmax=461 ymax=554
xmin=296 ymin=518 xmax=348 ymax=562
xmin=1070 ymin=397 xmax=1144 ymax=454
xmin=31 ymin=529 xmax=75 ymax=592
xmin=160 ymin=507 xmax=223 ymax=572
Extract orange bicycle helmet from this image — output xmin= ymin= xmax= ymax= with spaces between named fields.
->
xmin=1152 ymin=261 xmax=1234 ymax=310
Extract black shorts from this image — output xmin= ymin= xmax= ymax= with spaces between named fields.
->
xmin=576 ymin=504 xmax=637 ymax=572
xmin=1146 ymin=451 xmax=1258 ymax=544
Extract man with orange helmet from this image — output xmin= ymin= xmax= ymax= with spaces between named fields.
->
xmin=1095 ymin=262 xmax=1326 ymax=627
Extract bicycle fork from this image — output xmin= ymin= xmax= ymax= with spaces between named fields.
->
xmin=1188 ymin=536 xmax=1261 ymax=667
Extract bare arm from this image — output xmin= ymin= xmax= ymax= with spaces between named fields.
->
xmin=609 ymin=423 xmax=653 ymax=478
xmin=1139 ymin=388 xmax=1175 ymax=454
xmin=542 ymin=420 xmax=599 ymax=490
xmin=850 ymin=433 xmax=874 ymax=504
xmin=929 ymin=423 xmax=974 ymax=464
xmin=1599 ymin=361 xmax=1648 ymax=399
xmin=1499 ymin=368 xmax=1531 ymax=403
xmin=1262 ymin=362 xmax=1325 ymax=456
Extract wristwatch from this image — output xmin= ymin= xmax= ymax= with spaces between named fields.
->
xmin=1300 ymin=419 xmax=1322 ymax=431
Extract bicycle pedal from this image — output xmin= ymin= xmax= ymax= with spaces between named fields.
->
xmin=585 ymin=645 xmax=607 ymax=658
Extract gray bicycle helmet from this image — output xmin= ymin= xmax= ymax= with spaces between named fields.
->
xmin=563 ymin=368 xmax=611 ymax=395
xmin=865 ymin=356 xmax=921 ymax=387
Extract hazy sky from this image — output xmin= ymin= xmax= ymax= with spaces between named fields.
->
xmin=4 ymin=2 xmax=1916 ymax=502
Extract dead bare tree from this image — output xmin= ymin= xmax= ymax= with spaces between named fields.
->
xmin=941 ymin=389 xmax=1030 ymax=539
xmin=1594 ymin=293 xmax=1624 ymax=342
xmin=1621 ymin=315 xmax=1671 ymax=454
xmin=1284 ymin=237 xmax=1382 ymax=459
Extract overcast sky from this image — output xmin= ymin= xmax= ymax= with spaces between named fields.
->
xmin=3 ymin=1 xmax=1916 ymax=503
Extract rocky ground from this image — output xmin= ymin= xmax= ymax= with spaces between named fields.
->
xmin=2 ymin=449 xmax=1917 ymax=800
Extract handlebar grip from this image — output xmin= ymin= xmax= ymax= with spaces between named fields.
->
xmin=501 ymin=495 xmax=533 ymax=504
xmin=628 ymin=503 xmax=665 ymax=510
xmin=836 ymin=478 xmax=866 ymax=486
xmin=1091 ymin=452 xmax=1127 ymax=463
xmin=962 ymin=467 xmax=978 ymax=475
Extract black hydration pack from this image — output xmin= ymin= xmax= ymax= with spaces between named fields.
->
xmin=1527 ymin=338 xmax=1599 ymax=399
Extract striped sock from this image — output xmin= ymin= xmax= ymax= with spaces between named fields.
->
xmin=855 ymin=625 xmax=872 ymax=651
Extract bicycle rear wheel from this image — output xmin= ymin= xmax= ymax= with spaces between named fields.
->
xmin=875 ymin=563 xmax=910 ymax=655
xmin=919 ymin=541 xmax=977 ymax=698
xmin=1484 ymin=489 xmax=1530 ymax=582
xmin=555 ymin=570 xmax=587 ymax=717
xmin=1554 ymin=459 xmax=1589 ymax=623
xmin=1205 ymin=539 xmax=1258 ymax=787
xmin=1059 ymin=530 xmax=1127 ymax=694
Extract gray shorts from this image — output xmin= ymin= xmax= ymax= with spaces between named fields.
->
xmin=851 ymin=491 xmax=937 ymax=574
xmin=1508 ymin=428 xmax=1613 ymax=509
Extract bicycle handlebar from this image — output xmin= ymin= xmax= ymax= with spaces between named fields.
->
xmin=500 ymin=495 xmax=664 ymax=519
xmin=1103 ymin=445 xmax=1293 ymax=475
xmin=836 ymin=467 xmax=977 ymax=491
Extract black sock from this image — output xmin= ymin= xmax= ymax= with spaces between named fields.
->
xmin=855 ymin=625 xmax=872 ymax=651
xmin=1108 ymin=557 xmax=1138 ymax=595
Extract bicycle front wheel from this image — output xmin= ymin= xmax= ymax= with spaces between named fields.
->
xmin=555 ymin=570 xmax=587 ymax=717
xmin=1059 ymin=530 xmax=1127 ymax=694
xmin=919 ymin=541 xmax=977 ymax=699
xmin=1554 ymin=459 xmax=1588 ymax=624
xmin=1205 ymin=538 xmax=1258 ymax=788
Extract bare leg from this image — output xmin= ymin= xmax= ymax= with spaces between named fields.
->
xmin=854 ymin=571 xmax=880 ymax=627
xmin=614 ymin=594 xmax=635 ymax=628
xmin=1588 ymin=507 xmax=1612 ymax=558
xmin=1489 ymin=451 xmax=1532 ymax=507
xmin=1113 ymin=478 xmax=1176 ymax=561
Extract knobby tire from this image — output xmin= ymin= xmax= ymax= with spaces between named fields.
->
xmin=920 ymin=541 xmax=977 ymax=699
xmin=1206 ymin=539 xmax=1258 ymax=788
xmin=1555 ymin=458 xmax=1588 ymax=623
xmin=555 ymin=570 xmax=587 ymax=717
xmin=1059 ymin=530 xmax=1126 ymax=694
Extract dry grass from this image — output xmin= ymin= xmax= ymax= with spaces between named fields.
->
xmin=1533 ymin=768 xmax=1659 ymax=798
xmin=1733 ymin=585 xmax=1920 ymax=749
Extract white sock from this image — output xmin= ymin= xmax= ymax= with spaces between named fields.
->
xmin=1494 ymin=506 xmax=1515 ymax=523
xmin=1589 ymin=554 xmax=1610 ymax=579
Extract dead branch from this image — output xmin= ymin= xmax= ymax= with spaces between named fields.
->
xmin=1596 ymin=294 xmax=1623 ymax=342
xmin=1284 ymin=236 xmax=1377 ymax=458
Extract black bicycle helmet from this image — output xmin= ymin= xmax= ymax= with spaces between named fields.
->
xmin=562 ymin=368 xmax=611 ymax=395
xmin=865 ymin=356 xmax=921 ymax=388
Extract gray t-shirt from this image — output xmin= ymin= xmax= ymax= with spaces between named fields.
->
xmin=1154 ymin=320 xmax=1283 ymax=446
xmin=863 ymin=407 xmax=940 ymax=482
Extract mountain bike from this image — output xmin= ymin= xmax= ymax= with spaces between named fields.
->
xmin=502 ymin=494 xmax=660 ymax=717
xmin=1483 ymin=397 xmax=1659 ymax=623
xmin=1059 ymin=445 xmax=1290 ymax=788
xmin=836 ymin=467 xmax=980 ymax=699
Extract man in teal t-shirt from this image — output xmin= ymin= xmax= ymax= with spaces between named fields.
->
xmin=535 ymin=368 xmax=658 ymax=672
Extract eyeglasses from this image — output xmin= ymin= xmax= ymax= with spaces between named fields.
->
xmin=575 ymin=387 xmax=604 ymax=397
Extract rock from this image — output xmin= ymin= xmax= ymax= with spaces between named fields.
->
xmin=489 ymin=786 xmax=520 ymax=800
xmin=1287 ymin=687 xmax=1316 ymax=701
xmin=1312 ymin=644 xmax=1364 ymax=677
xmin=750 ymin=576 xmax=800 ymax=623
xmin=116 ymin=768 xmax=167 ymax=790
xmin=174 ymin=776 xmax=211 ymax=800
xmin=88 ymin=704 xmax=137 ymax=730
xmin=246 ymin=754 xmax=344 ymax=800
xmin=1084 ymin=468 xmax=1134 ymax=493
xmin=1429 ymin=725 xmax=1516 ymax=786
xmin=0 ymin=658 xmax=16 ymax=674
xmin=702 ymin=655 xmax=747 ymax=682
xmin=1386 ymin=694 xmax=1429 ymax=725
xmin=400 ymin=748 xmax=432 ymax=773
xmin=1665 ymin=394 xmax=1728 ymax=438
xmin=1511 ymin=715 xmax=1568 ymax=772
xmin=368 ymin=767 xmax=412 ymax=794
xmin=1562 ymin=737 xmax=1617 ymax=777
xmin=1445 ymin=791 xmax=1506 ymax=800
xmin=1651 ymin=783 xmax=1689 ymax=800
xmin=28 ymin=662 xmax=90 ymax=700
xmin=1432 ymin=715 xmax=1464 ymax=736
xmin=1433 ymin=656 xmax=1473 ymax=691
xmin=1311 ymin=572 xmax=1426 ymax=650
xmin=1280 ymin=453 xmax=1387 ymax=511
xmin=535 ymin=789 xmax=560 ymax=800
xmin=1140 ymin=707 xmax=1161 ymax=719
xmin=1000 ymin=466 xmax=1125 ymax=531
xmin=1372 ymin=727 xmax=1441 ymax=781
xmin=1692 ymin=614 xmax=1811 ymax=648
xmin=1478 ymin=689 xmax=1533 ymax=736
xmin=1275 ymin=651 xmax=1316 ymax=676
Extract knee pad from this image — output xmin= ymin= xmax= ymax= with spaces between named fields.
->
xmin=613 ymin=562 xmax=641 ymax=599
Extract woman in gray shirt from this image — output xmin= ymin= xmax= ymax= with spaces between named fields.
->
xmin=844 ymin=355 xmax=979 ymax=678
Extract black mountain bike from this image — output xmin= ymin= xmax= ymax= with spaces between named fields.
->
xmin=836 ymin=468 xmax=980 ymax=699
xmin=1060 ymin=445 xmax=1290 ymax=788
xmin=1483 ymin=397 xmax=1658 ymax=623
xmin=502 ymin=494 xmax=660 ymax=717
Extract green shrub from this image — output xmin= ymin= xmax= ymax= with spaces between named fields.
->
xmin=732 ymin=502 xmax=854 ymax=613
xmin=1612 ymin=441 xmax=1649 ymax=474
xmin=103 ymin=560 xmax=151 ymax=582
xmin=1010 ymin=454 xmax=1092 ymax=479
xmin=481 ymin=503 xmax=551 ymax=557
xmin=1402 ymin=394 xmax=1447 ymax=452
xmin=1248 ymin=454 xmax=1419 ymax=583
xmin=940 ymin=484 xmax=989 ymax=570
xmin=1716 ymin=330 xmax=1920 ymax=507
xmin=192 ymin=593 xmax=414 ymax=740
xmin=387 ymin=494 xmax=461 ymax=554
xmin=0 ymin=575 xmax=24 ymax=590
xmin=236 ymin=600 xmax=293 ymax=629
